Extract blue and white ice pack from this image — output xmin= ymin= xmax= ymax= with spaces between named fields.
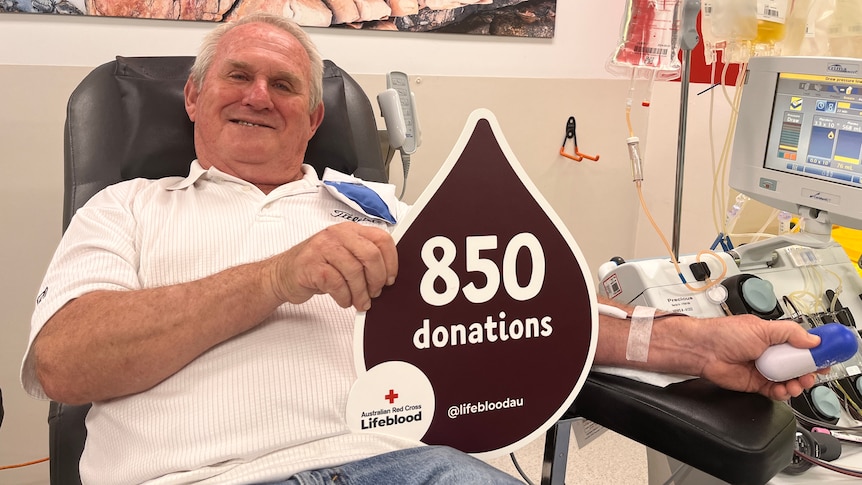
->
xmin=322 ymin=169 xmax=398 ymax=224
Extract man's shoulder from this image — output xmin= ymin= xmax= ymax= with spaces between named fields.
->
xmin=86 ymin=176 xmax=186 ymax=207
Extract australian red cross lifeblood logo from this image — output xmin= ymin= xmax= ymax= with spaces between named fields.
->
xmin=349 ymin=109 xmax=597 ymax=458
xmin=360 ymin=396 xmax=424 ymax=431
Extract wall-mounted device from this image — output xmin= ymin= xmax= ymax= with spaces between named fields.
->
xmin=378 ymin=71 xmax=421 ymax=199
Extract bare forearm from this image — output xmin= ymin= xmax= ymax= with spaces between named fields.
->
xmin=34 ymin=222 xmax=399 ymax=405
xmin=34 ymin=259 xmax=283 ymax=404
xmin=593 ymin=307 xmax=708 ymax=377
xmin=591 ymin=297 xmax=821 ymax=400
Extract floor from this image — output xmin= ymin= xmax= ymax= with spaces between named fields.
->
xmin=484 ymin=425 xmax=649 ymax=484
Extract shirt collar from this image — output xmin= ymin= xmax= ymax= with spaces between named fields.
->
xmin=166 ymin=160 xmax=322 ymax=191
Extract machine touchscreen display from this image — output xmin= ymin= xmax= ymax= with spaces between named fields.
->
xmin=765 ymin=71 xmax=862 ymax=190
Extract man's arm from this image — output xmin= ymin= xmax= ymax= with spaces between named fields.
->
xmin=34 ymin=222 xmax=397 ymax=405
xmin=592 ymin=297 xmax=822 ymax=401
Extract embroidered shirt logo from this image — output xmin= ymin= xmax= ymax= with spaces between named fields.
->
xmin=36 ymin=286 xmax=48 ymax=304
xmin=331 ymin=209 xmax=380 ymax=224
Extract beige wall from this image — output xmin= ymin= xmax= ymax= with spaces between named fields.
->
xmin=1 ymin=65 xmax=83 ymax=484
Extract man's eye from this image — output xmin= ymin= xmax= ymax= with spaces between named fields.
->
xmin=273 ymin=82 xmax=293 ymax=92
xmin=228 ymin=73 xmax=249 ymax=81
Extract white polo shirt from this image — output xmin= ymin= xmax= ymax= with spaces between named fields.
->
xmin=22 ymin=161 xmax=420 ymax=484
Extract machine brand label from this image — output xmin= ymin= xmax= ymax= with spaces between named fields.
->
xmin=802 ymin=188 xmax=839 ymax=205
xmin=664 ymin=295 xmax=699 ymax=314
xmin=827 ymin=63 xmax=859 ymax=74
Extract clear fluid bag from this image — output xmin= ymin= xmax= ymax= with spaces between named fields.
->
xmin=827 ymin=0 xmax=862 ymax=58
xmin=700 ymin=1 xmax=725 ymax=65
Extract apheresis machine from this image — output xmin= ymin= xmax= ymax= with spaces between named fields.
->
xmin=599 ymin=56 xmax=862 ymax=479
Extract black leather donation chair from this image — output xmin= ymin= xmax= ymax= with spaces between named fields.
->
xmin=51 ymin=56 xmax=797 ymax=485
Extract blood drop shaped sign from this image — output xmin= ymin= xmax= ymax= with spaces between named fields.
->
xmin=348 ymin=109 xmax=597 ymax=458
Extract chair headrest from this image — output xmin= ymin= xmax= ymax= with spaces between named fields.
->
xmin=64 ymin=55 xmax=387 ymax=229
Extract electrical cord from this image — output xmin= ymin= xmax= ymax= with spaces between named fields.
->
xmin=792 ymin=407 xmax=862 ymax=433
xmin=793 ymin=450 xmax=862 ymax=478
xmin=786 ymin=406 xmax=862 ymax=478
xmin=398 ymin=151 xmax=411 ymax=200
xmin=0 ymin=457 xmax=49 ymax=470
xmin=509 ymin=452 xmax=535 ymax=485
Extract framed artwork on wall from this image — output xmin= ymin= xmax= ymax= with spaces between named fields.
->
xmin=0 ymin=0 xmax=556 ymax=37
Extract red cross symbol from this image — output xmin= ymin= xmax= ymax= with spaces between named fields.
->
xmin=384 ymin=389 xmax=399 ymax=404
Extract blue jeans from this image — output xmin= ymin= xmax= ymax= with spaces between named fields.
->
xmin=270 ymin=446 xmax=525 ymax=485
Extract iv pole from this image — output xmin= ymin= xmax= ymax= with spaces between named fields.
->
xmin=671 ymin=0 xmax=702 ymax=261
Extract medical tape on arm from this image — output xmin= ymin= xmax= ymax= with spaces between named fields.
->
xmin=626 ymin=306 xmax=656 ymax=362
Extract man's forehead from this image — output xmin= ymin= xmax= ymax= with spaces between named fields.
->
xmin=222 ymin=23 xmax=296 ymax=46
xmin=221 ymin=58 xmax=300 ymax=80
xmin=216 ymin=24 xmax=305 ymax=59
xmin=213 ymin=25 xmax=308 ymax=65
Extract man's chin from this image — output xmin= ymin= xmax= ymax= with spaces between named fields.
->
xmin=217 ymin=153 xmax=303 ymax=177
xmin=223 ymin=146 xmax=278 ymax=164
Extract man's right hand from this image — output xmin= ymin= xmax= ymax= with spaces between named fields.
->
xmin=267 ymin=222 xmax=399 ymax=312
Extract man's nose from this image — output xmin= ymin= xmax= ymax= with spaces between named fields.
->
xmin=243 ymin=78 xmax=274 ymax=110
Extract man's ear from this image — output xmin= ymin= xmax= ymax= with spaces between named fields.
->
xmin=308 ymin=102 xmax=325 ymax=137
xmin=184 ymin=78 xmax=198 ymax=122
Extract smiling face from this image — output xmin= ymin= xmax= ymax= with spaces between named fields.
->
xmin=184 ymin=22 xmax=325 ymax=191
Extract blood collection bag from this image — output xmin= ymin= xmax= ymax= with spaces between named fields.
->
xmin=607 ymin=0 xmax=682 ymax=81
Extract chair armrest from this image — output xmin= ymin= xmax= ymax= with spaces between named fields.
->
xmin=49 ymin=402 xmax=89 ymax=485
xmin=568 ymin=372 xmax=796 ymax=485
